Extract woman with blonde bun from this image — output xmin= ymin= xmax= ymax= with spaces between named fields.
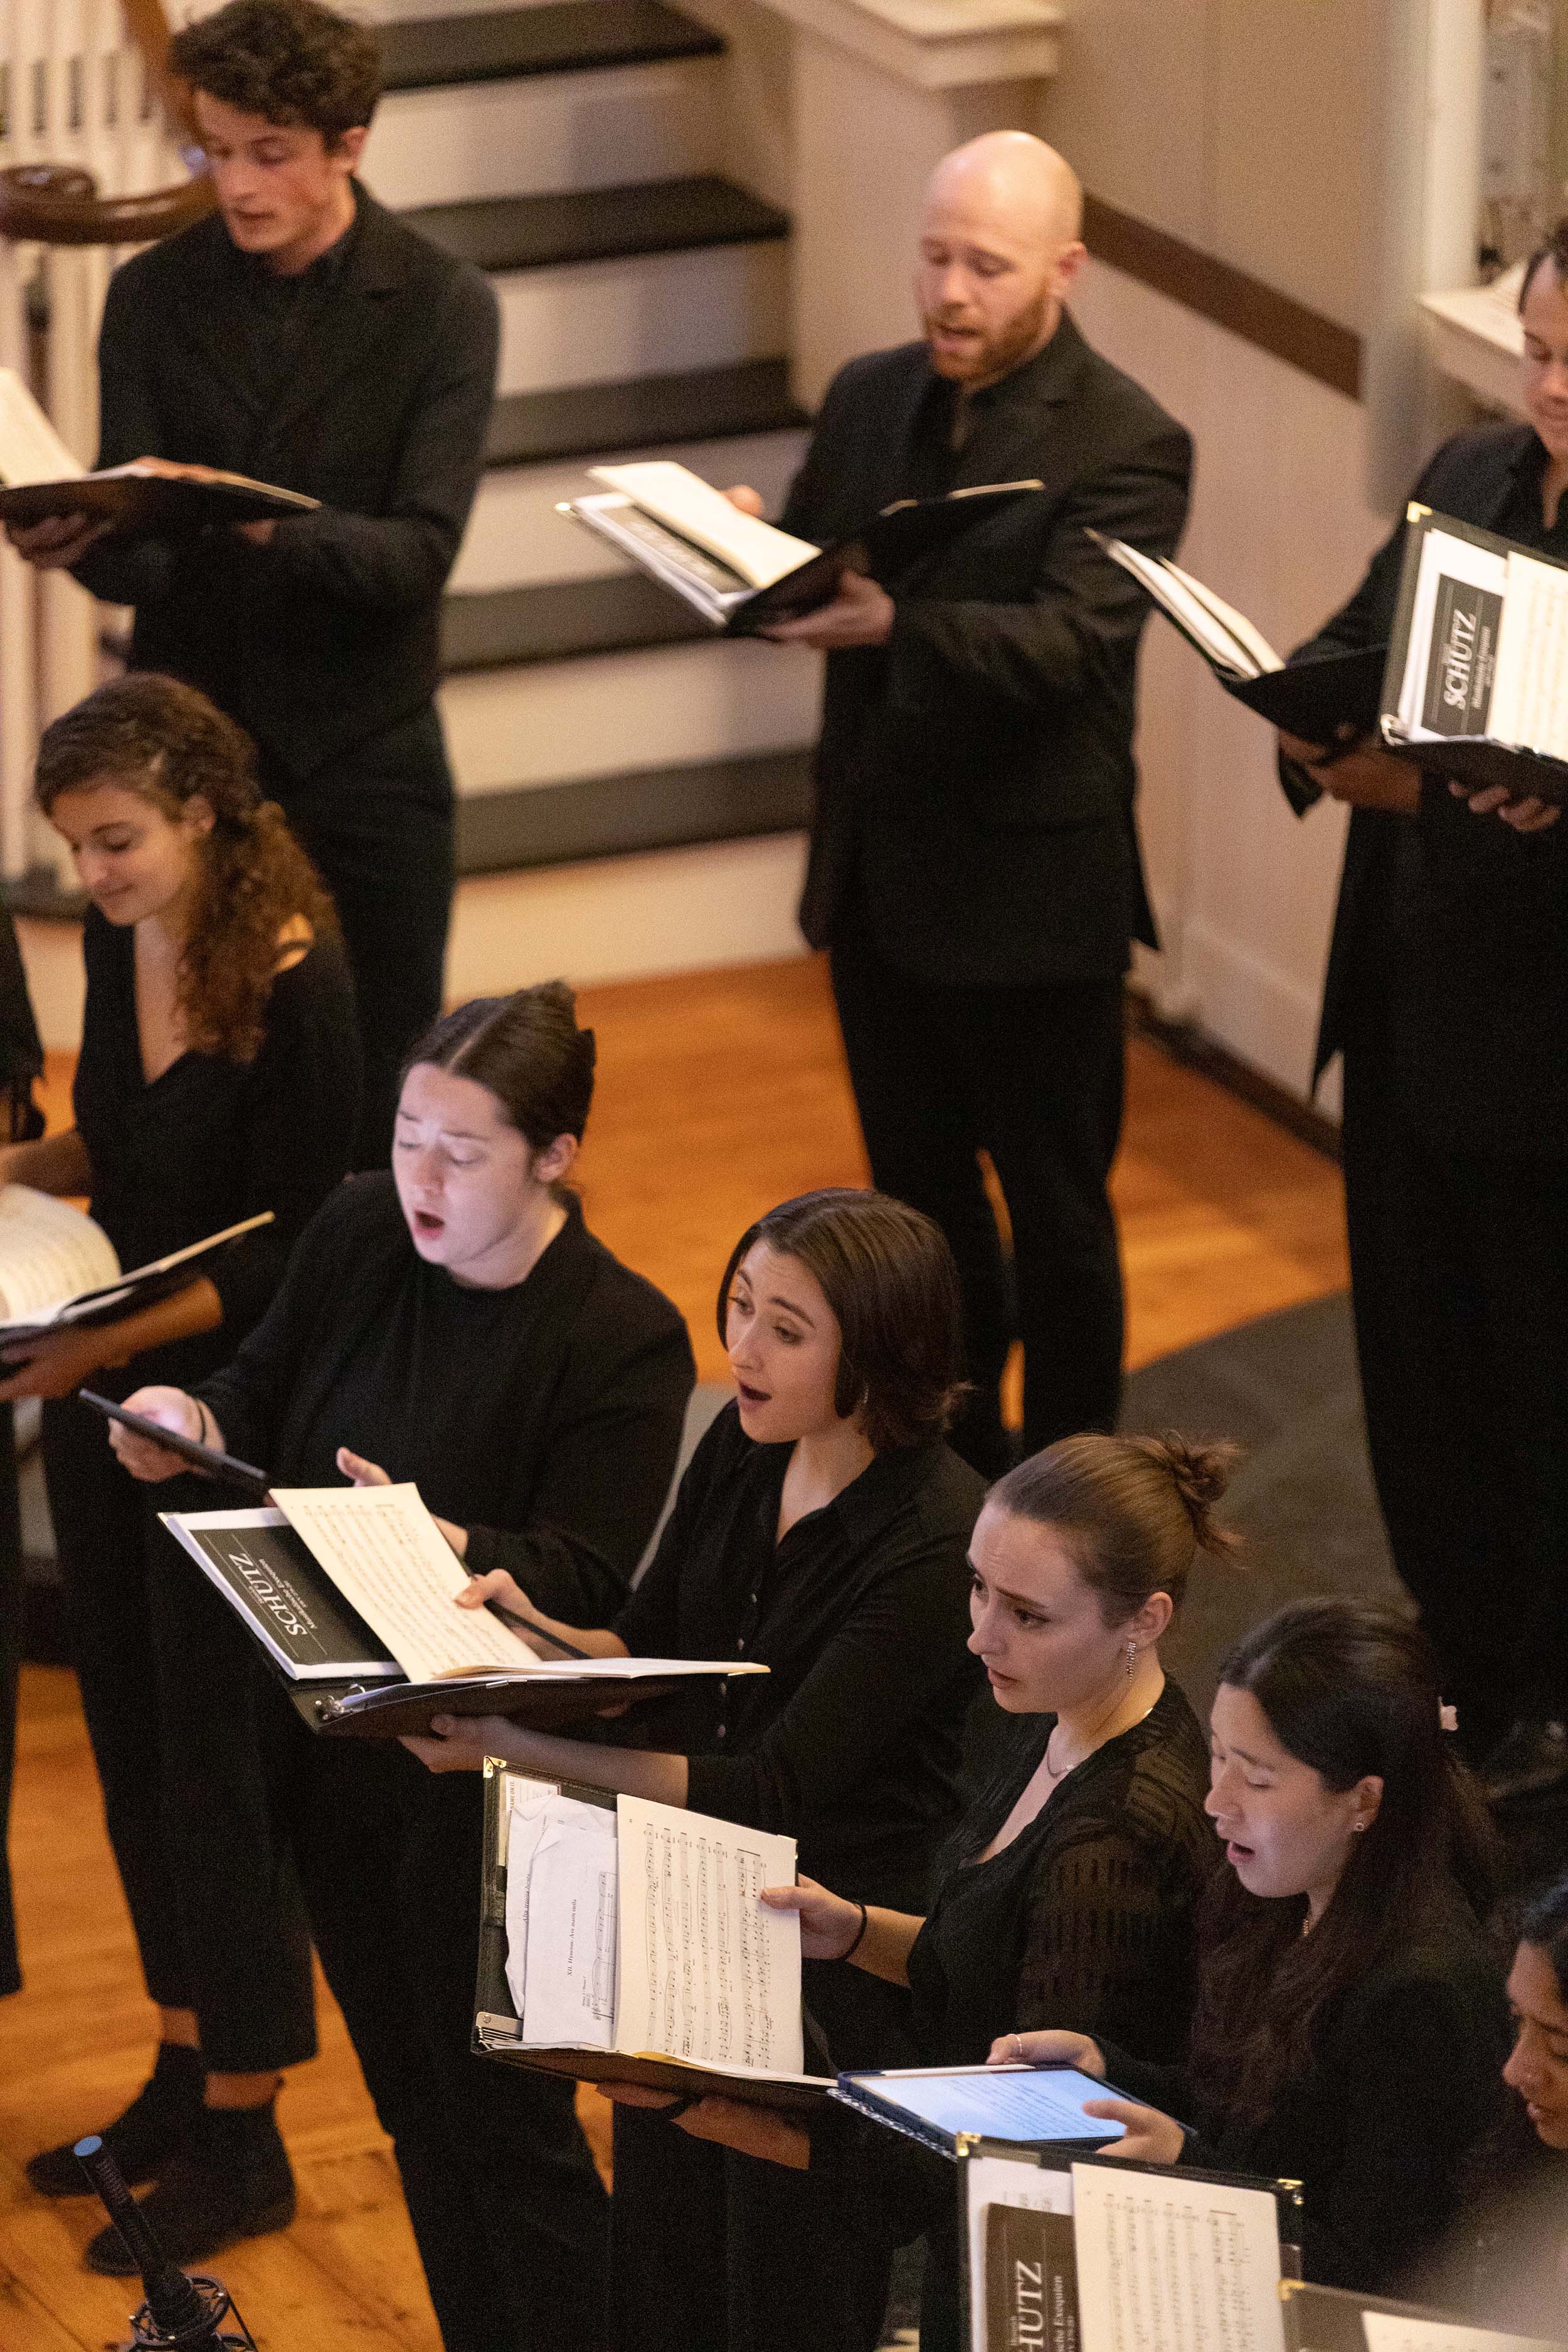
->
xmin=658 ymin=1431 xmax=1236 ymax=2352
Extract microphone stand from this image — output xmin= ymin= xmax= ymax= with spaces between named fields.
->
xmin=73 ymin=2135 xmax=259 ymax=2350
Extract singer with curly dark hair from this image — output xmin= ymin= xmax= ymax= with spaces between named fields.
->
xmin=4 ymin=670 xmax=360 ymax=2270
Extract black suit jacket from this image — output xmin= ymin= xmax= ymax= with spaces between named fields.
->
xmin=74 ymin=183 xmax=499 ymax=790
xmin=1285 ymin=422 xmax=1568 ymax=1153
xmin=780 ymin=314 xmax=1192 ymax=988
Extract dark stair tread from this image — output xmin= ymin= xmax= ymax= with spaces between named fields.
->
xmin=442 ymin=573 xmax=712 ymax=669
xmin=455 ymin=747 xmax=813 ymax=874
xmin=404 ymin=176 xmax=790 ymax=275
xmin=487 ymin=359 xmax=807 ymax=467
xmin=381 ymin=1 xmax=723 ymax=93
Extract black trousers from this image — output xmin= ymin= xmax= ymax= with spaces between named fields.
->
xmin=830 ymin=918 xmax=1126 ymax=1473
xmin=41 ymin=1394 xmax=317 ymax=2067
xmin=608 ymin=2106 xmax=894 ymax=2352
xmin=1341 ymin=1046 xmax=1568 ymax=1759
xmin=257 ymin=1708 xmax=608 ymax=2352
xmin=0 ymin=1406 xmax=22 ymax=1996
xmin=278 ymin=709 xmax=457 ymax=1171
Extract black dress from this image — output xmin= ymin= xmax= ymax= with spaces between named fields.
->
xmin=40 ymin=913 xmax=359 ymax=2063
xmin=605 ymin=1401 xmax=987 ymax=2352
xmin=904 ymin=1681 xmax=1215 ymax=2352
xmin=194 ymin=1172 xmax=696 ymax=2352
xmin=1100 ymin=1894 xmax=1512 ymax=2294
xmin=0 ymin=902 xmax=43 ymax=1999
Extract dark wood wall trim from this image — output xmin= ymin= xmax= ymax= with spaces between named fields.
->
xmin=1083 ymin=194 xmax=1364 ymax=404
xmin=1126 ymin=988 xmax=1342 ymax=1163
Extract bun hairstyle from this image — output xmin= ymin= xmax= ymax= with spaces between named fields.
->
xmin=987 ymin=1431 xmax=1242 ymax=1625
xmin=716 ymin=1189 xmax=966 ymax=1454
xmin=34 ymin=672 xmax=336 ymax=1065
xmin=1520 ymin=1873 xmax=1568 ymax=2008
xmin=1193 ymin=1597 xmax=1500 ymax=2122
xmin=403 ymin=984 xmax=596 ymax=1151
xmin=1519 ymin=216 xmax=1568 ymax=310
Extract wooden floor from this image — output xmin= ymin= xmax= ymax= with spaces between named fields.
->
xmin=0 ymin=955 xmax=1348 ymax=2352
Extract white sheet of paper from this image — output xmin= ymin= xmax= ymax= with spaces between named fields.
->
xmin=271 ymin=1483 xmax=536 ymax=1682
xmin=614 ymin=1794 xmax=802 ymax=2072
xmin=503 ymin=1777 xmax=557 ymax=2016
xmin=1491 ymin=548 xmax=1568 ymax=758
xmin=0 ymin=1185 xmax=120 ymax=1325
xmin=965 ymin=2156 xmax=1073 ymax=2352
xmin=1361 ymin=2316 xmax=1564 ymax=2352
xmin=1071 ymin=2161 xmax=1286 ymax=2352
xmin=588 ymin=460 xmax=819 ymax=589
xmin=0 ymin=369 xmax=87 ymax=486
xmin=517 ymin=1796 xmax=619 ymax=2049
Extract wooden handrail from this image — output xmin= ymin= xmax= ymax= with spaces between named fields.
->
xmin=0 ymin=163 xmax=213 ymax=246
xmin=0 ymin=0 xmax=213 ymax=249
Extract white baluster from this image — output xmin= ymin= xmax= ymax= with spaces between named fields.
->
xmin=0 ymin=241 xmax=36 ymax=883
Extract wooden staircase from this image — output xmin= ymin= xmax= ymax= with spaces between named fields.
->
xmin=358 ymin=0 xmax=822 ymax=993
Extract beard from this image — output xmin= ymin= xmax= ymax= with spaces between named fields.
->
xmin=923 ymin=283 xmax=1057 ymax=385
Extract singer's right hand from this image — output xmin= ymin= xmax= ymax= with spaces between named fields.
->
xmin=456 ymin=1565 xmax=535 ymax=1615
xmin=759 ymin=1876 xmax=866 ymax=1959
xmin=724 ymin=484 xmax=765 ymax=517
xmin=110 ymin=1386 xmax=208 ymax=1480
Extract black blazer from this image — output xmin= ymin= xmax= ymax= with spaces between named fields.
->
xmin=780 ymin=314 xmax=1192 ymax=988
xmin=74 ymin=183 xmax=499 ymax=788
xmin=1285 ymin=422 xmax=1568 ymax=1153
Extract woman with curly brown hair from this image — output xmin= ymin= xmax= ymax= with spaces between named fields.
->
xmin=0 ymin=672 xmax=359 ymax=2265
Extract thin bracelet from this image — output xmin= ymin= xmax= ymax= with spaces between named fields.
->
xmin=841 ymin=1902 xmax=869 ymax=1961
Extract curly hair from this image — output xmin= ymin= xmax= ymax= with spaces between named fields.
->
xmin=170 ymin=0 xmax=382 ymax=139
xmin=36 ymin=674 xmax=338 ymax=1067
xmin=716 ymin=1189 xmax=967 ymax=1453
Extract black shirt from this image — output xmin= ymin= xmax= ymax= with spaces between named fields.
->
xmin=73 ymin=908 xmax=361 ymax=1392
xmin=199 ymin=1173 xmax=696 ymax=1618
xmin=229 ymin=215 xmax=358 ymax=415
xmin=613 ymin=1401 xmax=985 ymax=1911
xmin=1102 ymin=1897 xmax=1511 ymax=2294
xmin=907 ymin=1680 xmax=1213 ymax=2066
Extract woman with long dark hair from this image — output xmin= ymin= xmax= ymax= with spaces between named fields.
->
xmin=1010 ymin=1598 xmax=1510 ymax=2294
xmin=4 ymin=674 xmax=360 ymax=2260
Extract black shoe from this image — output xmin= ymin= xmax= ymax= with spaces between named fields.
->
xmin=84 ymin=2100 xmax=295 ymax=2276
xmin=27 ymin=2043 xmax=205 ymax=2198
xmin=1481 ymin=1718 xmax=1568 ymax=1806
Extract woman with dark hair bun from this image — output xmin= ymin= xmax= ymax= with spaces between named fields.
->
xmin=110 ymin=980 xmax=696 ymax=2350
xmin=1010 ymin=1597 xmax=1512 ymax=2297
xmin=675 ymin=1429 xmax=1236 ymax=2352
xmin=6 ymin=673 xmax=360 ymax=2262
xmin=413 ymin=1187 xmax=988 ymax=2352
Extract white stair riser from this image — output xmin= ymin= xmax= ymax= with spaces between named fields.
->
xmin=448 ymin=833 xmax=810 ymax=995
xmin=494 ymin=241 xmax=787 ymax=395
xmin=440 ymin=635 xmax=822 ymax=793
xmin=453 ymin=426 xmax=808 ymax=591
xmin=361 ymin=60 xmax=721 ymax=212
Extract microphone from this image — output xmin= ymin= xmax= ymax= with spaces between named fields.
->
xmin=73 ymin=2136 xmax=258 ymax=2350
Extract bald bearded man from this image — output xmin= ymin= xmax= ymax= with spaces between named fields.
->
xmin=740 ymin=135 xmax=1191 ymax=1472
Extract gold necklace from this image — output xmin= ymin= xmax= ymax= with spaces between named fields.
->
xmin=1045 ymin=1678 xmax=1159 ymax=1779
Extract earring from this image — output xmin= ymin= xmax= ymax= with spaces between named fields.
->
xmin=1125 ymin=1641 xmax=1136 ymax=1677
xmin=1352 ymin=1820 xmax=1366 ymax=1834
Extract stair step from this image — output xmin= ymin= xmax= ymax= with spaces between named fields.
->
xmin=381 ymin=1 xmax=723 ymax=92
xmin=443 ymin=573 xmax=709 ymax=670
xmin=455 ymin=747 xmax=813 ymax=874
xmin=404 ymin=175 xmax=790 ymax=276
xmin=487 ymin=359 xmax=806 ymax=468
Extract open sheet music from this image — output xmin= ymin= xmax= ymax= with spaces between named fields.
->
xmin=966 ymin=2147 xmax=1295 ymax=2352
xmin=1281 ymin=2282 xmax=1567 ymax=2352
xmin=477 ymin=1765 xmax=829 ymax=2107
xmin=164 ymin=1487 xmax=768 ymax=1736
xmin=559 ymin=458 xmax=1044 ymax=634
xmin=0 ymin=1193 xmax=273 ymax=1343
xmin=1379 ymin=506 xmax=1568 ymax=802
xmin=1089 ymin=529 xmax=1387 ymax=744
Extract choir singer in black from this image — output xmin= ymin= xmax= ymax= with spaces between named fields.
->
xmin=3 ymin=0 xmax=499 ymax=1167
xmin=729 ymin=132 xmax=1192 ymax=1475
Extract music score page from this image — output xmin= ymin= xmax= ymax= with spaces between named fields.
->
xmin=615 ymin=1795 xmax=803 ymax=2074
xmin=1071 ymin=2161 xmax=1286 ymax=2352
